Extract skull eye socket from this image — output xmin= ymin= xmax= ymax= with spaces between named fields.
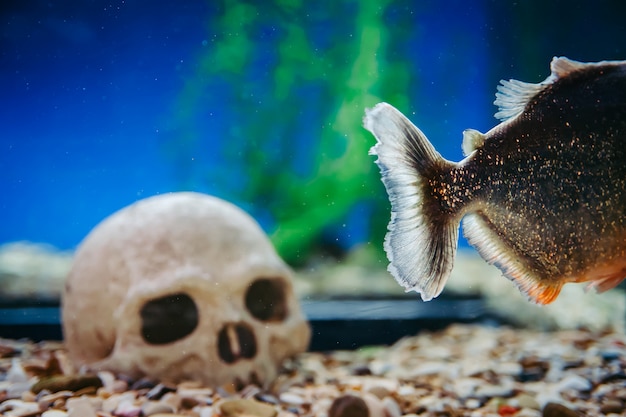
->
xmin=140 ymin=292 xmax=199 ymax=345
xmin=244 ymin=278 xmax=288 ymax=322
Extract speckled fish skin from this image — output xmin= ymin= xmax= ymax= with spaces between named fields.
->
xmin=364 ymin=57 xmax=626 ymax=304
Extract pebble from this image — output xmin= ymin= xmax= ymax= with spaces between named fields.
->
xmin=176 ymin=387 xmax=214 ymax=400
xmin=514 ymin=393 xmax=541 ymax=410
xmin=160 ymin=392 xmax=182 ymax=410
xmin=474 ymin=380 xmax=515 ymax=398
xmin=0 ymin=380 xmax=33 ymax=400
xmin=328 ymin=394 xmax=369 ymax=417
xmin=41 ymin=410 xmax=68 ymax=417
xmin=20 ymin=390 xmax=36 ymax=402
xmin=0 ymin=399 xmax=40 ymax=416
xmin=0 ymin=324 xmax=624 ymax=417
xmin=542 ymin=402 xmax=580 ymax=417
xmin=7 ymin=359 xmax=28 ymax=383
xmin=180 ymin=396 xmax=199 ymax=409
xmin=255 ymin=393 xmax=280 ymax=405
xmin=219 ymin=398 xmax=278 ymax=417
xmin=555 ymin=374 xmax=591 ymax=392
xmin=115 ymin=399 xmax=143 ymax=417
xmin=197 ymin=407 xmax=215 ymax=417
xmin=102 ymin=392 xmax=136 ymax=413
xmin=66 ymin=396 xmax=97 ymax=417
xmin=131 ymin=377 xmax=157 ymax=391
xmin=38 ymin=390 xmax=73 ymax=404
xmin=362 ymin=393 xmax=385 ymax=417
xmin=142 ymin=400 xmax=176 ymax=416
xmin=599 ymin=399 xmax=624 ymax=414
xmin=465 ymin=398 xmax=481 ymax=409
xmin=97 ymin=371 xmax=116 ymax=391
xmin=279 ymin=392 xmax=305 ymax=406
xmin=499 ymin=362 xmax=523 ymax=376
xmin=146 ymin=383 xmax=177 ymax=400
xmin=452 ymin=377 xmax=481 ymax=398
xmin=366 ymin=385 xmax=390 ymax=399
xmin=382 ymin=396 xmax=402 ymax=417
xmin=31 ymin=374 xmax=102 ymax=394
xmin=146 ymin=414 xmax=187 ymax=417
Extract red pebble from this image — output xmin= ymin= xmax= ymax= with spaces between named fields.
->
xmin=498 ymin=404 xmax=520 ymax=416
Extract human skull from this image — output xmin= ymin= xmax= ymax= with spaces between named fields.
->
xmin=62 ymin=192 xmax=310 ymax=386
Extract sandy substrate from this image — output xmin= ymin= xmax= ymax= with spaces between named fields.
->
xmin=1 ymin=323 xmax=625 ymax=417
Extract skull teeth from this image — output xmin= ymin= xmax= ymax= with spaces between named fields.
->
xmin=218 ymin=322 xmax=257 ymax=364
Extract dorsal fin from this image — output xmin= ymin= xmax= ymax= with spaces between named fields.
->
xmin=461 ymin=129 xmax=485 ymax=156
xmin=493 ymin=78 xmax=545 ymax=122
xmin=493 ymin=57 xmax=585 ymax=123
xmin=494 ymin=56 xmax=626 ymax=122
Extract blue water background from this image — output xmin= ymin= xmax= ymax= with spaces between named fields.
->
xmin=1 ymin=0 xmax=625 ymax=253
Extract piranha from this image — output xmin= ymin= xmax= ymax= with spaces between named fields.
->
xmin=364 ymin=57 xmax=626 ymax=304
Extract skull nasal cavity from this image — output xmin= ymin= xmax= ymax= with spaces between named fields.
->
xmin=218 ymin=322 xmax=257 ymax=364
xmin=245 ymin=278 xmax=288 ymax=321
xmin=140 ymin=293 xmax=199 ymax=345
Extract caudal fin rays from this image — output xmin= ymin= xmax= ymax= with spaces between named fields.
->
xmin=365 ymin=102 xmax=460 ymax=301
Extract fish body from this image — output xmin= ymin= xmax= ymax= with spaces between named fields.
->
xmin=364 ymin=57 xmax=626 ymax=304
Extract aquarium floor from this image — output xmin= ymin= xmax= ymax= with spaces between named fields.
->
xmin=1 ymin=323 xmax=625 ymax=417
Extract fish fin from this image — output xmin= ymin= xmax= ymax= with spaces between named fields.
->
xmin=549 ymin=56 xmax=588 ymax=78
xmin=365 ymin=102 xmax=459 ymax=301
xmin=494 ymin=78 xmax=544 ymax=122
xmin=493 ymin=57 xmax=579 ymax=122
xmin=586 ymin=275 xmax=625 ymax=294
xmin=495 ymin=56 xmax=626 ymax=122
xmin=583 ymin=262 xmax=626 ymax=293
xmin=548 ymin=56 xmax=626 ymax=78
xmin=462 ymin=213 xmax=563 ymax=304
xmin=461 ymin=129 xmax=486 ymax=156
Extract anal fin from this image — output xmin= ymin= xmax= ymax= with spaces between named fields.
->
xmin=583 ymin=261 xmax=626 ymax=293
xmin=462 ymin=212 xmax=564 ymax=305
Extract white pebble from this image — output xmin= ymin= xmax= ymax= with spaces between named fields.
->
xmin=499 ymin=362 xmax=523 ymax=376
xmin=362 ymin=393 xmax=386 ymax=417
xmin=515 ymin=409 xmax=541 ymax=417
xmin=142 ymin=400 xmax=176 ymax=416
xmin=66 ymin=396 xmax=98 ymax=417
xmin=397 ymin=385 xmax=416 ymax=396
xmin=556 ymin=374 xmax=591 ymax=392
xmin=382 ymin=396 xmax=402 ymax=417
xmin=465 ymin=398 xmax=481 ymax=409
xmin=0 ymin=380 xmax=33 ymax=399
xmin=97 ymin=371 xmax=116 ymax=391
xmin=198 ymin=406 xmax=215 ymax=417
xmin=1 ymin=399 xmax=40 ymax=415
xmin=115 ymin=399 xmax=142 ymax=417
xmin=452 ymin=377 xmax=481 ymax=398
xmin=7 ymin=359 xmax=28 ymax=383
xmin=42 ymin=410 xmax=68 ymax=417
xmin=279 ymin=391 xmax=305 ymax=405
xmin=411 ymin=361 xmax=449 ymax=376
xmin=102 ymin=392 xmax=136 ymax=413
xmin=475 ymin=380 xmax=514 ymax=398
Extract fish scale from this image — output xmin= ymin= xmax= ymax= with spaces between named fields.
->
xmin=365 ymin=56 xmax=626 ymax=304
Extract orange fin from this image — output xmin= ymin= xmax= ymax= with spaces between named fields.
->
xmin=524 ymin=281 xmax=564 ymax=305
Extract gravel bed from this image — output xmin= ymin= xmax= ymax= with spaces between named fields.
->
xmin=0 ymin=323 xmax=625 ymax=417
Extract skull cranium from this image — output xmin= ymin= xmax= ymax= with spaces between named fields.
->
xmin=62 ymin=192 xmax=310 ymax=386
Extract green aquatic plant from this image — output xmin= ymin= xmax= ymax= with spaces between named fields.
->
xmin=167 ymin=0 xmax=413 ymax=265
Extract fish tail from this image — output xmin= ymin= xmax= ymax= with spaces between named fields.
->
xmin=364 ymin=102 xmax=464 ymax=301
